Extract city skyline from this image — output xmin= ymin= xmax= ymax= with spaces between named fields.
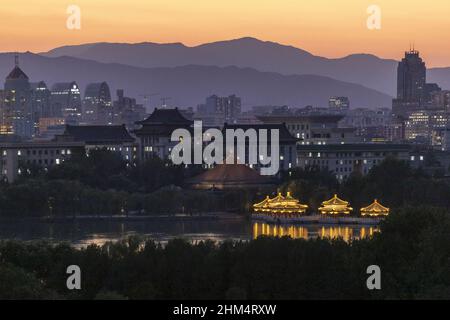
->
xmin=1 ymin=0 xmax=450 ymax=67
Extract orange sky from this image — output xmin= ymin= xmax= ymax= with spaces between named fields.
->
xmin=1 ymin=0 xmax=449 ymax=66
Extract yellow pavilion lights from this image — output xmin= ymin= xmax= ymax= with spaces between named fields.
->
xmin=318 ymin=194 xmax=353 ymax=215
xmin=252 ymin=192 xmax=308 ymax=215
xmin=360 ymin=199 xmax=390 ymax=217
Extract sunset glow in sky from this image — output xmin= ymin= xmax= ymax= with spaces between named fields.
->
xmin=1 ymin=0 xmax=450 ymax=66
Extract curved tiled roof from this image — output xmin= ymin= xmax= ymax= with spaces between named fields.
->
xmin=321 ymin=194 xmax=349 ymax=206
xmin=361 ymin=199 xmax=389 ymax=216
xmin=137 ymin=108 xmax=192 ymax=126
xmin=222 ymin=123 xmax=298 ymax=143
xmin=63 ymin=125 xmax=135 ymax=143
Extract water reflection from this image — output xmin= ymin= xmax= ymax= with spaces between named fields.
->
xmin=253 ymin=222 xmax=379 ymax=242
xmin=0 ymin=218 xmax=380 ymax=247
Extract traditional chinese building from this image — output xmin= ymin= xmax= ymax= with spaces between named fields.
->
xmin=133 ymin=108 xmax=193 ymax=161
xmin=253 ymin=192 xmax=308 ymax=215
xmin=360 ymin=199 xmax=389 ymax=217
xmin=318 ymin=194 xmax=353 ymax=215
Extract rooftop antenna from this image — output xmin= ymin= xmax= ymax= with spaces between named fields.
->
xmin=14 ymin=53 xmax=19 ymax=67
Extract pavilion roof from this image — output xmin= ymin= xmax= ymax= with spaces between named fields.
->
xmin=321 ymin=194 xmax=349 ymax=206
xmin=361 ymin=199 xmax=389 ymax=215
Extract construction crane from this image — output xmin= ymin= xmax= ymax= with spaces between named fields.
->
xmin=139 ymin=93 xmax=159 ymax=112
xmin=160 ymin=97 xmax=172 ymax=108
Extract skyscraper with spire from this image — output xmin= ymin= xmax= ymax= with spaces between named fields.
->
xmin=396 ymin=49 xmax=426 ymax=103
xmin=392 ymin=48 xmax=441 ymax=118
xmin=1 ymin=54 xmax=33 ymax=137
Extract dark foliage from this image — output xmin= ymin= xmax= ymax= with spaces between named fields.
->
xmin=0 ymin=206 xmax=449 ymax=299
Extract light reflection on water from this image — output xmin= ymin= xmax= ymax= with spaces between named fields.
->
xmin=253 ymin=222 xmax=379 ymax=242
xmin=0 ymin=218 xmax=379 ymax=247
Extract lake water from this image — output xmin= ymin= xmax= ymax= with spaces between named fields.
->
xmin=0 ymin=216 xmax=379 ymax=247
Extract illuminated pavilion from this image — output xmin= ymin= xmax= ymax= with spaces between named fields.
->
xmin=318 ymin=194 xmax=353 ymax=215
xmin=253 ymin=192 xmax=308 ymax=215
xmin=360 ymin=199 xmax=390 ymax=217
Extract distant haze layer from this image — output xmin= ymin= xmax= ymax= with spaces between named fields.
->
xmin=0 ymin=52 xmax=392 ymax=110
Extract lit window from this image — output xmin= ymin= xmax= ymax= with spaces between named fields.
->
xmin=410 ymin=156 xmax=415 ymax=161
xmin=55 ymin=158 xmax=60 ymax=165
xmin=420 ymin=155 xmax=424 ymax=161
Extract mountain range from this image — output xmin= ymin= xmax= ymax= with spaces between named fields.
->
xmin=42 ymin=37 xmax=450 ymax=97
xmin=0 ymin=51 xmax=391 ymax=109
xmin=0 ymin=37 xmax=448 ymax=110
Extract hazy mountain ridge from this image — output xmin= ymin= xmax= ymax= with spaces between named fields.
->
xmin=42 ymin=37 xmax=450 ymax=97
xmin=0 ymin=52 xmax=391 ymax=109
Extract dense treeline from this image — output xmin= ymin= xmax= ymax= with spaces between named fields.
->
xmin=0 ymin=178 xmax=252 ymax=217
xmin=1 ymin=206 xmax=449 ymax=299
xmin=2 ymin=151 xmax=450 ymax=216
xmin=0 ymin=150 xmax=253 ymax=217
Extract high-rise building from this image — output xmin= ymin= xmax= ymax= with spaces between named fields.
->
xmin=31 ymin=81 xmax=51 ymax=133
xmin=397 ymin=50 xmax=426 ymax=102
xmin=82 ymin=82 xmax=112 ymax=125
xmin=392 ymin=50 xmax=440 ymax=117
xmin=112 ymin=89 xmax=146 ymax=130
xmin=431 ymin=90 xmax=450 ymax=111
xmin=50 ymin=82 xmax=82 ymax=123
xmin=404 ymin=109 xmax=450 ymax=143
xmin=196 ymin=94 xmax=241 ymax=126
xmin=1 ymin=55 xmax=33 ymax=137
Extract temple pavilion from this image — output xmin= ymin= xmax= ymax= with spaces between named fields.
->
xmin=360 ymin=199 xmax=389 ymax=217
xmin=319 ymin=194 xmax=353 ymax=215
xmin=253 ymin=192 xmax=308 ymax=215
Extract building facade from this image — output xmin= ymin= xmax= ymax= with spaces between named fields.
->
xmin=55 ymin=124 xmax=137 ymax=162
xmin=133 ymin=108 xmax=193 ymax=161
xmin=196 ymin=94 xmax=242 ymax=126
xmin=257 ymin=114 xmax=360 ymax=145
xmin=50 ymin=82 xmax=82 ymax=123
xmin=82 ymin=82 xmax=113 ymax=125
xmin=0 ymin=141 xmax=85 ymax=182
xmin=112 ymin=89 xmax=146 ymax=130
xmin=297 ymin=143 xmax=411 ymax=181
xmin=2 ymin=57 xmax=34 ymax=137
